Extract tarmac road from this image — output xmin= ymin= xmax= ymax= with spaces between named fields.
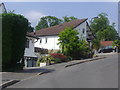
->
xmin=7 ymin=54 xmax=118 ymax=88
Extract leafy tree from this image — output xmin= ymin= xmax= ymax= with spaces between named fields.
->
xmin=35 ymin=16 xmax=78 ymax=30
xmin=96 ymin=25 xmax=118 ymax=41
xmin=58 ymin=27 xmax=91 ymax=59
xmin=28 ymin=22 xmax=34 ymax=32
xmin=35 ymin=16 xmax=62 ymax=30
xmin=90 ymin=13 xmax=109 ymax=34
xmin=62 ymin=16 xmax=78 ymax=23
xmin=2 ymin=13 xmax=29 ymax=71
xmin=92 ymin=39 xmax=101 ymax=54
xmin=90 ymin=12 xmax=118 ymax=41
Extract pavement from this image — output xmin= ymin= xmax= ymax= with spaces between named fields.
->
xmin=0 ymin=53 xmax=112 ymax=89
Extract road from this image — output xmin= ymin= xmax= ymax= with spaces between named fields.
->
xmin=7 ymin=54 xmax=118 ymax=88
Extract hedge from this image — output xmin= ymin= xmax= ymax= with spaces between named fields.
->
xmin=2 ymin=13 xmax=28 ymax=71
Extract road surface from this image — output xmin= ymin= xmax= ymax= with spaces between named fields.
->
xmin=7 ymin=54 xmax=118 ymax=88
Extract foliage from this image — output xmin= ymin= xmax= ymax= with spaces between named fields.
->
xmin=92 ymin=39 xmax=101 ymax=50
xmin=50 ymin=53 xmax=67 ymax=62
xmin=36 ymin=56 xmax=55 ymax=66
xmin=58 ymin=27 xmax=91 ymax=59
xmin=90 ymin=12 xmax=118 ymax=41
xmin=28 ymin=22 xmax=34 ymax=32
xmin=35 ymin=16 xmax=78 ymax=30
xmin=35 ymin=16 xmax=62 ymax=30
xmin=112 ymin=39 xmax=120 ymax=47
xmin=2 ymin=13 xmax=29 ymax=71
xmin=62 ymin=16 xmax=78 ymax=23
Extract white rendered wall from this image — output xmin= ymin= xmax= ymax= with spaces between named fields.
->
xmin=24 ymin=37 xmax=37 ymax=57
xmin=74 ymin=21 xmax=87 ymax=41
xmin=35 ymin=36 xmax=59 ymax=50
xmin=35 ymin=21 xmax=87 ymax=50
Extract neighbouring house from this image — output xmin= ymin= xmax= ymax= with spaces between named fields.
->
xmin=30 ymin=18 xmax=94 ymax=52
xmin=0 ymin=3 xmax=7 ymax=14
xmin=24 ymin=33 xmax=39 ymax=68
xmin=98 ymin=41 xmax=115 ymax=53
xmin=100 ymin=41 xmax=113 ymax=48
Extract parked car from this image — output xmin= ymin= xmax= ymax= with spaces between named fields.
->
xmin=98 ymin=48 xmax=114 ymax=53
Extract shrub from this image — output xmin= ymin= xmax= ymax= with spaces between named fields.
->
xmin=36 ymin=56 xmax=55 ymax=66
xmin=2 ymin=13 xmax=29 ymax=71
xmin=53 ymin=58 xmax=62 ymax=63
xmin=50 ymin=53 xmax=67 ymax=62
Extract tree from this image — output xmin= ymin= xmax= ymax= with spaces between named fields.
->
xmin=90 ymin=12 xmax=118 ymax=41
xmin=35 ymin=16 xmax=78 ymax=31
xmin=28 ymin=22 xmax=34 ymax=32
xmin=2 ymin=13 xmax=29 ymax=71
xmin=112 ymin=39 xmax=120 ymax=53
xmin=58 ymin=27 xmax=91 ymax=59
xmin=96 ymin=25 xmax=118 ymax=41
xmin=92 ymin=39 xmax=101 ymax=54
xmin=62 ymin=16 xmax=78 ymax=23
xmin=35 ymin=16 xmax=62 ymax=30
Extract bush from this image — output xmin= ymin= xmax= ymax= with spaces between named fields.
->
xmin=36 ymin=56 xmax=55 ymax=66
xmin=2 ymin=13 xmax=28 ymax=71
xmin=53 ymin=58 xmax=62 ymax=63
xmin=50 ymin=53 xmax=67 ymax=62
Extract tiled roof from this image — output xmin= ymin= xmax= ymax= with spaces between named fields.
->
xmin=26 ymin=33 xmax=39 ymax=39
xmin=30 ymin=18 xmax=87 ymax=36
xmin=100 ymin=41 xmax=113 ymax=46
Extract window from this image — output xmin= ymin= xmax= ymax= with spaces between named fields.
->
xmin=45 ymin=38 xmax=47 ymax=44
xmin=82 ymin=28 xmax=85 ymax=34
xmin=40 ymin=38 xmax=42 ymax=44
xmin=25 ymin=38 xmax=29 ymax=48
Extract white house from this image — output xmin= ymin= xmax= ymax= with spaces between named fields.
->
xmin=0 ymin=3 xmax=7 ymax=14
xmin=24 ymin=33 xmax=39 ymax=68
xmin=30 ymin=18 xmax=94 ymax=52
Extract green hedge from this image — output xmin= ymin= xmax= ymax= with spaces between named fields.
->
xmin=2 ymin=13 xmax=28 ymax=71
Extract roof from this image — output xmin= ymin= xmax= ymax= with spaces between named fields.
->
xmin=0 ymin=3 xmax=7 ymax=13
xmin=26 ymin=33 xmax=39 ymax=39
xmin=30 ymin=18 xmax=88 ymax=36
xmin=100 ymin=41 xmax=113 ymax=46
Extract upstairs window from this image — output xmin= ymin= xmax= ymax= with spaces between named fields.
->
xmin=25 ymin=38 xmax=29 ymax=48
xmin=45 ymin=38 xmax=47 ymax=44
xmin=40 ymin=38 xmax=42 ymax=44
xmin=82 ymin=28 xmax=85 ymax=34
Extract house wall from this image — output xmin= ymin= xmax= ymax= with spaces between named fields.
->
xmin=24 ymin=36 xmax=38 ymax=68
xmin=35 ymin=36 xmax=59 ymax=50
xmin=35 ymin=21 xmax=87 ymax=50
xmin=74 ymin=21 xmax=87 ymax=41
xmin=24 ymin=37 xmax=37 ymax=57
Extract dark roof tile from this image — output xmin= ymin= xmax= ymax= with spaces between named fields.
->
xmin=30 ymin=18 xmax=87 ymax=36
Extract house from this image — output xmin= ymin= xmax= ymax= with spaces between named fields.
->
xmin=30 ymin=18 xmax=94 ymax=52
xmin=98 ymin=41 xmax=115 ymax=53
xmin=24 ymin=33 xmax=39 ymax=68
xmin=100 ymin=41 xmax=113 ymax=48
xmin=0 ymin=3 xmax=7 ymax=14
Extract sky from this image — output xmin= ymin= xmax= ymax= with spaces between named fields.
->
xmin=2 ymin=1 xmax=118 ymax=32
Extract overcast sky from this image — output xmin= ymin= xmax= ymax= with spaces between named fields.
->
xmin=2 ymin=1 xmax=119 ymax=32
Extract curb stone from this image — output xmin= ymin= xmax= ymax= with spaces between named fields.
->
xmin=65 ymin=57 xmax=106 ymax=68
xmin=0 ymin=80 xmax=20 ymax=89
